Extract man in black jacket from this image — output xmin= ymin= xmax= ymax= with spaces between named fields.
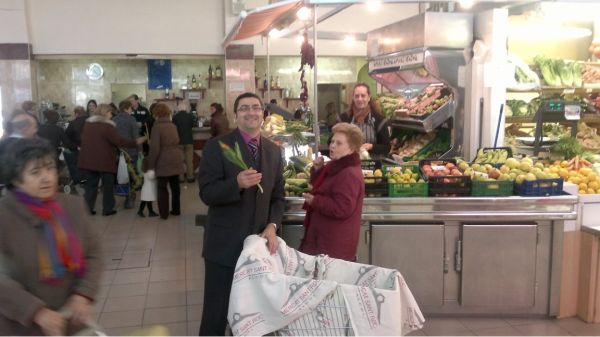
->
xmin=198 ymin=92 xmax=285 ymax=336
xmin=172 ymin=102 xmax=196 ymax=183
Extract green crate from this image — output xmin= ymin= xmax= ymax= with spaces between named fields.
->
xmin=471 ymin=180 xmax=514 ymax=197
xmin=383 ymin=165 xmax=428 ymax=197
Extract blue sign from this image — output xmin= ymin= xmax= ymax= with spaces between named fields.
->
xmin=147 ymin=59 xmax=172 ymax=89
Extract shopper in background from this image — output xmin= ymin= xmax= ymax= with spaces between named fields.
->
xmin=64 ymin=106 xmax=88 ymax=185
xmin=198 ymin=92 xmax=285 ymax=335
xmin=113 ymin=99 xmax=141 ymax=209
xmin=140 ymin=103 xmax=157 ymax=155
xmin=0 ymin=137 xmax=103 ymax=335
xmin=86 ymin=99 xmax=97 ymax=116
xmin=209 ymin=102 xmax=229 ymax=138
xmin=0 ymin=110 xmax=40 ymax=192
xmin=37 ymin=109 xmax=76 ymax=161
xmin=299 ymin=122 xmax=365 ymax=261
xmin=108 ymin=103 xmax=118 ymax=118
xmin=325 ymin=101 xmax=340 ymax=129
xmin=146 ymin=103 xmax=184 ymax=219
xmin=172 ymin=100 xmax=196 ymax=183
xmin=339 ymin=83 xmax=391 ymax=155
xmin=21 ymin=100 xmax=38 ymax=116
xmin=128 ymin=94 xmax=150 ymax=126
xmin=78 ymin=104 xmax=145 ymax=216
xmin=138 ymin=156 xmax=158 ymax=217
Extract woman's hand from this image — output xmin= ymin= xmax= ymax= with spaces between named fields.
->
xmin=65 ymin=294 xmax=92 ymax=326
xmin=361 ymin=143 xmax=373 ymax=151
xmin=33 ymin=307 xmax=66 ymax=336
xmin=303 ymin=192 xmax=315 ymax=205
xmin=260 ymin=223 xmax=279 ymax=254
xmin=312 ymin=156 xmax=325 ymax=171
xmin=136 ymin=136 xmax=147 ymax=144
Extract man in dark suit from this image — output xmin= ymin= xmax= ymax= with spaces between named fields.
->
xmin=198 ymin=92 xmax=285 ymax=336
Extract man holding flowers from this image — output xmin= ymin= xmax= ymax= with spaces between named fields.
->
xmin=198 ymin=92 xmax=285 ymax=335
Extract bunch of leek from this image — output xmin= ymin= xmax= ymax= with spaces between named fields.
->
xmin=534 ymin=55 xmax=562 ymax=87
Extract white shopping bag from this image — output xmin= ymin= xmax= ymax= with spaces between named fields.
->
xmin=117 ymin=152 xmax=130 ymax=184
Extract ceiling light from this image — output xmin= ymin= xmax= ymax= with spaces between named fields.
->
xmin=268 ymin=28 xmax=288 ymax=38
xmin=295 ymin=34 xmax=305 ymax=45
xmin=344 ymin=35 xmax=356 ymax=46
xmin=296 ymin=7 xmax=311 ymax=21
xmin=366 ymin=0 xmax=381 ymax=12
xmin=458 ymin=0 xmax=475 ymax=9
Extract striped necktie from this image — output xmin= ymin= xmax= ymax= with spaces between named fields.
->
xmin=248 ymin=138 xmax=259 ymax=161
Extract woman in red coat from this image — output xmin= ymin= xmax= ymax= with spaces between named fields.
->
xmin=299 ymin=122 xmax=365 ymax=261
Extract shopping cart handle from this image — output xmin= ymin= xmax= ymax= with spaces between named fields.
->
xmin=58 ymin=308 xmax=107 ymax=336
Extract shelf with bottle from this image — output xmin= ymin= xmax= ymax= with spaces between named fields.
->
xmin=257 ymin=87 xmax=284 ymax=98
xmin=181 ymin=88 xmax=206 ymax=99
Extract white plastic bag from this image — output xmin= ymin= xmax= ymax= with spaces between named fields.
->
xmin=117 ymin=152 xmax=129 ymax=184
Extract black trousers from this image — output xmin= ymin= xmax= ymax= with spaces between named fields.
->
xmin=156 ymin=175 xmax=180 ymax=218
xmin=199 ymin=260 xmax=235 ymax=336
xmin=82 ymin=170 xmax=115 ymax=214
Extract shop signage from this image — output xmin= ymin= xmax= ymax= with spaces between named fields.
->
xmin=369 ymin=52 xmax=424 ymax=72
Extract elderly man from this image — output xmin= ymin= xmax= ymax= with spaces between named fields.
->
xmin=113 ymin=99 xmax=141 ymax=209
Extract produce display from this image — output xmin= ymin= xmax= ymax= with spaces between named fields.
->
xmin=284 ymin=157 xmax=312 ymax=197
xmin=391 ymin=133 xmax=436 ymax=158
xmin=534 ymin=55 xmax=582 ymax=87
xmin=401 ymin=86 xmax=452 ymax=117
xmin=262 ymin=113 xmax=286 ymax=136
xmin=505 ymin=99 xmax=534 ymax=117
xmin=577 ymin=122 xmax=600 ymax=151
xmin=377 ymin=93 xmax=405 ymax=120
xmin=582 ymin=64 xmax=600 ymax=84
xmin=385 ymin=167 xmax=424 ymax=184
xmin=547 ymin=159 xmax=598 ymax=194
xmin=590 ymin=41 xmax=600 ymax=59
xmin=472 ymin=148 xmax=510 ymax=164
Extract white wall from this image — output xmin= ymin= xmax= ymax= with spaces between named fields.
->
xmin=0 ymin=0 xmax=29 ymax=43
xmin=25 ymin=0 xmax=225 ymax=55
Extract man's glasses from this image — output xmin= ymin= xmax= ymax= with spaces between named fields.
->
xmin=237 ymin=105 xmax=263 ymax=113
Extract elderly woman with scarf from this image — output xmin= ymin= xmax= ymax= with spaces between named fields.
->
xmin=0 ymin=138 xmax=103 ymax=335
xmin=299 ymin=122 xmax=365 ymax=261
xmin=339 ymin=83 xmax=391 ymax=155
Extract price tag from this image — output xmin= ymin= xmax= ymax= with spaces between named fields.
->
xmin=564 ymin=104 xmax=581 ymax=120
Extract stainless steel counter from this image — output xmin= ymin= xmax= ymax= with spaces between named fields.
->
xmin=283 ymin=195 xmax=579 ymax=221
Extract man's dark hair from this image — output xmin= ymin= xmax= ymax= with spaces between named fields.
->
xmin=129 ymin=94 xmax=140 ymax=101
xmin=233 ymin=92 xmax=263 ymax=114
xmin=119 ymin=99 xmax=133 ymax=112
xmin=7 ymin=110 xmax=39 ymax=135
xmin=0 ymin=137 xmax=56 ymax=188
xmin=43 ymin=110 xmax=60 ymax=124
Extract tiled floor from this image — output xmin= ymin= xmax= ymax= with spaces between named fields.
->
xmin=88 ymin=183 xmax=600 ymax=336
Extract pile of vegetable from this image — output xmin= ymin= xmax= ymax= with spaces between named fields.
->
xmin=505 ymin=99 xmax=532 ymax=117
xmin=551 ymin=136 xmax=585 ymax=159
xmin=533 ymin=55 xmax=582 ymax=87
xmin=377 ymin=93 xmax=406 ymax=120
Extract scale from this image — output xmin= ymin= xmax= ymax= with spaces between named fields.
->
xmin=532 ymin=99 xmax=580 ymax=155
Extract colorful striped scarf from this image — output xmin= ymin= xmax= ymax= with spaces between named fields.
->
xmin=13 ymin=190 xmax=86 ymax=283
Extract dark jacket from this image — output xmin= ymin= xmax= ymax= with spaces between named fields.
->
xmin=65 ymin=115 xmax=87 ymax=147
xmin=210 ymin=111 xmax=230 ymax=138
xmin=339 ymin=111 xmax=391 ymax=155
xmin=146 ymin=117 xmax=184 ymax=177
xmin=300 ymin=152 xmax=364 ymax=261
xmin=112 ymin=111 xmax=140 ymax=157
xmin=78 ymin=115 xmax=137 ymax=173
xmin=0 ymin=192 xmax=103 ymax=335
xmin=198 ymin=128 xmax=285 ymax=267
xmin=172 ymin=111 xmax=195 ymax=145
xmin=37 ymin=123 xmax=76 ymax=152
xmin=132 ymin=105 xmax=150 ymax=124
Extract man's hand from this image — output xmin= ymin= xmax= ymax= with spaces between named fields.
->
xmin=33 ymin=307 xmax=66 ymax=336
xmin=261 ymin=223 xmax=279 ymax=254
xmin=303 ymin=193 xmax=315 ymax=205
xmin=312 ymin=156 xmax=325 ymax=171
xmin=65 ymin=294 xmax=92 ymax=326
xmin=237 ymin=169 xmax=262 ymax=189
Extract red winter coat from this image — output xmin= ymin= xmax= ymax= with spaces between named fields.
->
xmin=299 ymin=152 xmax=364 ymax=261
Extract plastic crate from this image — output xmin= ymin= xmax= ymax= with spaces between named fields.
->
xmin=514 ymin=178 xmax=564 ymax=196
xmin=364 ymin=176 xmax=388 ymax=197
xmin=383 ymin=165 xmax=428 ymax=197
xmin=361 ymin=159 xmax=381 ymax=171
xmin=471 ymin=180 xmax=514 ymax=197
xmin=420 ymin=159 xmax=471 ymax=197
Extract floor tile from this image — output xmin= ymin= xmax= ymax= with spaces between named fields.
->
xmin=458 ymin=317 xmax=511 ymax=331
xmin=108 ymin=282 xmax=148 ymax=298
xmin=504 ymin=317 xmax=557 ymax=326
xmin=472 ymin=325 xmax=522 ymax=336
xmin=91 ymin=297 xmax=106 ymax=313
xmin=102 ymin=325 xmax=142 ymax=336
xmin=188 ymin=321 xmax=201 ymax=336
xmin=514 ymin=321 xmax=572 ymax=336
xmin=147 ymin=280 xmax=186 ymax=294
xmin=421 ymin=318 xmax=472 ymax=336
xmin=150 ymin=267 xmax=186 ymax=282
xmin=555 ymin=317 xmax=600 ymax=336
xmin=187 ymin=290 xmax=203 ymax=305
xmin=186 ymin=278 xmax=203 ymax=291
xmin=103 ymin=295 xmax=146 ymax=312
xmin=156 ymin=322 xmax=187 ymax=336
xmin=143 ymin=306 xmax=187 ymax=325
xmin=145 ymin=291 xmax=187 ymax=308
xmin=98 ymin=270 xmax=116 ymax=285
xmin=98 ymin=310 xmax=143 ymax=328
xmin=187 ymin=305 xmax=203 ymax=322
xmin=112 ymin=270 xmax=151 ymax=284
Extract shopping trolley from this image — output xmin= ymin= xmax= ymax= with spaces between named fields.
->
xmin=228 ymin=235 xmax=425 ymax=336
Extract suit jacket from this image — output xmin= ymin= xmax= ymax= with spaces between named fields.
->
xmin=0 ymin=192 xmax=103 ymax=335
xmin=198 ymin=128 xmax=285 ymax=267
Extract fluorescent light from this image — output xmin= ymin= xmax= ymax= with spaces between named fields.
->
xmin=344 ymin=35 xmax=356 ymax=46
xmin=296 ymin=7 xmax=311 ymax=21
xmin=458 ymin=0 xmax=475 ymax=9
xmin=366 ymin=0 xmax=381 ymax=12
xmin=295 ymin=34 xmax=305 ymax=45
